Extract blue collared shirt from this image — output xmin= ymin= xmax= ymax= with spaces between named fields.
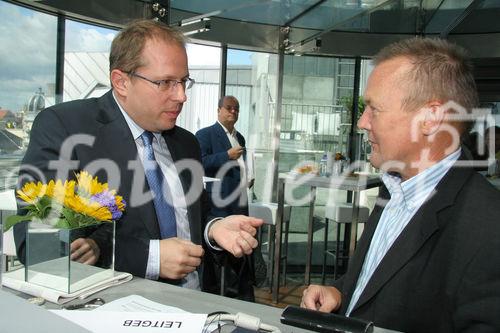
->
xmin=346 ymin=149 xmax=461 ymax=315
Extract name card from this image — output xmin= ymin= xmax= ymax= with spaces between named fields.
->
xmin=51 ymin=310 xmax=207 ymax=333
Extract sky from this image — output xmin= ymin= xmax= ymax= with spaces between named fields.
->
xmin=0 ymin=0 xmax=252 ymax=112
xmin=0 ymin=1 xmax=115 ymax=112
xmin=0 ymin=1 xmax=57 ymax=112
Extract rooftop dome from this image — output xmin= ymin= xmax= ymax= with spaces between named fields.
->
xmin=27 ymin=87 xmax=46 ymax=112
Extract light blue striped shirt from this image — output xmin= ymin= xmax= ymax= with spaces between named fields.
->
xmin=346 ymin=149 xmax=461 ymax=315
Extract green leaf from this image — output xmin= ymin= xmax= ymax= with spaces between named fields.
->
xmin=72 ymin=213 xmax=100 ymax=228
xmin=30 ymin=196 xmax=53 ymax=218
xmin=4 ymin=213 xmax=34 ymax=231
xmin=61 ymin=207 xmax=79 ymax=228
xmin=54 ymin=218 xmax=71 ymax=229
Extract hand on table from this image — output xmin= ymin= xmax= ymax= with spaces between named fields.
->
xmin=301 ymin=285 xmax=342 ymax=312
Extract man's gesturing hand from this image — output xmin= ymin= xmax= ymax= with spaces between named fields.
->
xmin=209 ymin=215 xmax=263 ymax=257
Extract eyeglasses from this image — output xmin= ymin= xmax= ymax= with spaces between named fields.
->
xmin=124 ymin=71 xmax=195 ymax=92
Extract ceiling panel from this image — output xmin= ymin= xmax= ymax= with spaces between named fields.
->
xmin=170 ymin=0 xmax=319 ymax=26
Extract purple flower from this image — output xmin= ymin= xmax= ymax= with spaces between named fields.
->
xmin=91 ymin=191 xmax=123 ymax=220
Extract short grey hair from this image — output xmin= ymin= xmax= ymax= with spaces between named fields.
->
xmin=374 ymin=37 xmax=479 ymax=116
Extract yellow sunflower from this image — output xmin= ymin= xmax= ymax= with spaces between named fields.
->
xmin=66 ymin=195 xmax=112 ymax=221
xmin=17 ymin=181 xmax=48 ymax=204
xmin=76 ymin=171 xmax=108 ymax=196
xmin=47 ymin=179 xmax=76 ymax=206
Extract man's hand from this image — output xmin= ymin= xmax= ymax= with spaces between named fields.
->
xmin=70 ymin=238 xmax=100 ymax=265
xmin=301 ymin=285 xmax=342 ymax=312
xmin=228 ymin=146 xmax=244 ymax=160
xmin=159 ymin=238 xmax=204 ymax=280
xmin=209 ymin=215 xmax=263 ymax=257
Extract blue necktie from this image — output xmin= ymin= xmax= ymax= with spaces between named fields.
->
xmin=141 ymin=131 xmax=177 ymax=238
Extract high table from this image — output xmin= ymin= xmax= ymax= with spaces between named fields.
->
xmin=272 ymin=173 xmax=382 ymax=303
xmin=2 ymin=277 xmax=397 ymax=332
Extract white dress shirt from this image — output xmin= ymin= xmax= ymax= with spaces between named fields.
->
xmin=217 ymin=120 xmax=253 ymax=193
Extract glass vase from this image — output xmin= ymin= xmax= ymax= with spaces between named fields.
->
xmin=25 ymin=220 xmax=115 ymax=294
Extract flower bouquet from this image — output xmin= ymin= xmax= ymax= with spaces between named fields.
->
xmin=5 ymin=170 xmax=125 ymax=231
xmin=5 ymin=171 xmax=126 ymax=294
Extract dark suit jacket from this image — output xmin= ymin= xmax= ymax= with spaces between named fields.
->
xmin=195 ymin=122 xmax=248 ymax=217
xmin=333 ymin=153 xmax=500 ymax=332
xmin=14 ymin=90 xmax=219 ymax=290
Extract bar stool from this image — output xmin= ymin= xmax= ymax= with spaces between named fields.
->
xmin=249 ymin=202 xmax=292 ymax=286
xmin=322 ymin=203 xmax=370 ymax=283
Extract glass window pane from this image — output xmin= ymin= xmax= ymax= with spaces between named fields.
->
xmin=280 ymin=55 xmax=354 ymax=156
xmin=318 ymin=57 xmax=335 ymax=77
xmin=179 ymin=43 xmax=221 ymax=134
xmin=226 ymin=48 xmax=278 ymax=202
xmin=291 ymin=57 xmax=305 ymax=76
xmin=304 ymin=57 xmax=317 ymax=75
xmin=0 ymin=1 xmax=57 ymax=191
xmin=64 ymin=19 xmax=117 ymax=102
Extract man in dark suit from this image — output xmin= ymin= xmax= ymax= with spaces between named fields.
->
xmin=14 ymin=20 xmax=262 ymax=292
xmin=195 ymin=96 xmax=257 ymax=300
xmin=196 ymin=96 xmax=252 ymax=217
xmin=301 ymin=38 xmax=500 ymax=332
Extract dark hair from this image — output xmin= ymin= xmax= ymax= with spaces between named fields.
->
xmin=109 ymin=19 xmax=186 ymax=75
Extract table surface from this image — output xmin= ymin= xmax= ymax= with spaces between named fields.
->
xmin=0 ymin=289 xmax=91 ymax=332
xmin=2 ymin=276 xmax=397 ymax=333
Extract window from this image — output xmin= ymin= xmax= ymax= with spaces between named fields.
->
xmin=178 ymin=43 xmax=221 ymax=133
xmin=280 ymin=55 xmax=355 ymax=158
xmin=0 ymin=1 xmax=57 ymax=190
xmin=64 ymin=19 xmax=117 ymax=102
xmin=0 ymin=3 xmax=118 ymax=191
xmin=226 ymin=49 xmax=278 ymax=202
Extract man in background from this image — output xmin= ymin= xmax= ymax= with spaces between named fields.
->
xmin=196 ymin=95 xmax=258 ymax=301
xmin=196 ymin=96 xmax=253 ymax=217
xmin=301 ymin=37 xmax=500 ymax=332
